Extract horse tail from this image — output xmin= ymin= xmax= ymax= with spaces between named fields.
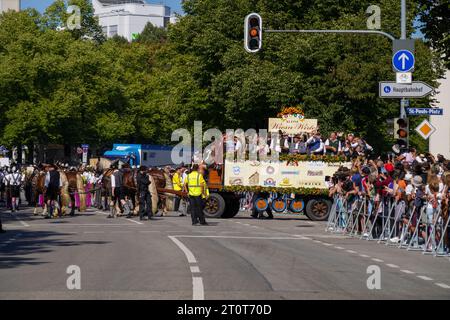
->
xmin=148 ymin=174 xmax=159 ymax=214
xmin=76 ymin=173 xmax=86 ymax=212
xmin=59 ymin=171 xmax=71 ymax=209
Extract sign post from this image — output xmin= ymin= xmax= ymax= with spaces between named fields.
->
xmin=81 ymin=144 xmax=89 ymax=165
xmin=379 ymin=82 xmax=434 ymax=98
xmin=406 ymin=108 xmax=444 ymax=116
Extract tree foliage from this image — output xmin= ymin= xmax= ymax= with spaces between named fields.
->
xmin=417 ymin=0 xmax=450 ymax=68
xmin=0 ymin=0 xmax=444 ymax=155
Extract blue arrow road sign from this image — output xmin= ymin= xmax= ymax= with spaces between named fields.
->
xmin=406 ymin=108 xmax=443 ymax=116
xmin=393 ymin=50 xmax=415 ymax=72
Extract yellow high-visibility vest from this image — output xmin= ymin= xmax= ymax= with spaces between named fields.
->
xmin=172 ymin=172 xmax=182 ymax=191
xmin=202 ymin=185 xmax=210 ymax=199
xmin=186 ymin=171 xmax=205 ymax=197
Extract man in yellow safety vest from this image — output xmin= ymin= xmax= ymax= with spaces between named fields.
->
xmin=184 ymin=164 xmax=208 ymax=226
xmin=172 ymin=166 xmax=185 ymax=216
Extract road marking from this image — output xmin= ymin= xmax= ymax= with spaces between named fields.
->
xmin=125 ymin=218 xmax=143 ymax=225
xmin=435 ymin=283 xmax=450 ymax=289
xmin=386 ymin=264 xmax=399 ymax=268
xmin=371 ymin=258 xmax=384 ymax=263
xmin=192 ymin=277 xmax=204 ymax=300
xmin=11 ymin=215 xmax=30 ymax=227
xmin=174 ymin=235 xmax=310 ymax=240
xmin=168 ymin=236 xmax=204 ymax=300
xmin=322 ymin=243 xmax=333 ymax=246
xmin=346 ymin=250 xmax=357 ymax=254
xmin=335 ymin=246 xmax=345 ymax=250
xmin=27 ymin=223 xmax=138 ymax=227
xmin=417 ymin=275 xmax=433 ymax=281
xmin=190 ymin=266 xmax=200 ymax=273
xmin=359 ymin=254 xmax=370 ymax=258
xmin=400 ymin=270 xmax=415 ymax=274
xmin=168 ymin=236 xmax=197 ymax=263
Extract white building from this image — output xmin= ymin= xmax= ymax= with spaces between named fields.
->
xmin=92 ymin=0 xmax=176 ymax=41
xmin=429 ymin=69 xmax=450 ymax=158
xmin=0 ymin=0 xmax=20 ymax=12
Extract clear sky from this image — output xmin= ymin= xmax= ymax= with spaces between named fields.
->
xmin=21 ymin=0 xmax=184 ymax=14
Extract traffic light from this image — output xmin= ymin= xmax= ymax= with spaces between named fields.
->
xmin=392 ymin=118 xmax=409 ymax=154
xmin=244 ymin=13 xmax=262 ymax=53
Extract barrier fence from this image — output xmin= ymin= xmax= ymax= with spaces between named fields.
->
xmin=326 ymin=194 xmax=450 ymax=258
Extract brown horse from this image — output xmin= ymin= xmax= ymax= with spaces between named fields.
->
xmin=60 ymin=171 xmax=86 ymax=215
xmin=31 ymin=170 xmax=47 ymax=215
xmin=101 ymin=167 xmax=139 ymax=216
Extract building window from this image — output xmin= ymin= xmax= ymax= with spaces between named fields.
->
xmin=143 ymin=152 xmax=147 ymax=161
xmin=109 ymin=25 xmax=118 ymax=37
xmin=102 ymin=26 xmax=108 ymax=36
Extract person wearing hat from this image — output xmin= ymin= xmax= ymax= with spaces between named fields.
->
xmin=108 ymin=163 xmax=129 ymax=218
xmin=5 ymin=165 xmax=22 ymax=212
xmin=270 ymin=130 xmax=290 ymax=154
xmin=137 ymin=166 xmax=152 ymax=221
xmin=289 ymin=134 xmax=306 ymax=154
xmin=43 ymin=164 xmax=62 ymax=219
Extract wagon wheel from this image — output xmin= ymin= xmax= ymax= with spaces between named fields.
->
xmin=203 ymin=193 xmax=225 ymax=218
xmin=305 ymin=199 xmax=332 ymax=221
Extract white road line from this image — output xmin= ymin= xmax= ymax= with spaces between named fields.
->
xmin=346 ymin=250 xmax=357 ymax=254
xmin=386 ymin=264 xmax=399 ymax=268
xmin=27 ymin=223 xmax=137 ymax=227
xmin=417 ymin=275 xmax=433 ymax=281
xmin=359 ymin=254 xmax=371 ymax=258
xmin=371 ymin=258 xmax=384 ymax=263
xmin=125 ymin=218 xmax=143 ymax=225
xmin=168 ymin=236 xmax=204 ymax=300
xmin=174 ymin=235 xmax=309 ymax=240
xmin=192 ymin=277 xmax=204 ymax=300
xmin=400 ymin=270 xmax=415 ymax=274
xmin=322 ymin=243 xmax=333 ymax=246
xmin=168 ymin=236 xmax=197 ymax=263
xmin=435 ymin=283 xmax=450 ymax=289
xmin=11 ymin=215 xmax=29 ymax=227
xmin=335 ymin=246 xmax=345 ymax=250
xmin=190 ymin=266 xmax=200 ymax=273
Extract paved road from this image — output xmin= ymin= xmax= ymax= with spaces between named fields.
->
xmin=1 ymin=207 xmax=449 ymax=300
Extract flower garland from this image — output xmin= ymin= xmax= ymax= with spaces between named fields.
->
xmin=277 ymin=106 xmax=305 ymax=120
xmin=224 ymin=185 xmax=329 ymax=196
xmin=279 ymin=154 xmax=348 ymax=163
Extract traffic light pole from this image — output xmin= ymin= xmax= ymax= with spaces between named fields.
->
xmin=264 ymin=29 xmax=396 ymax=42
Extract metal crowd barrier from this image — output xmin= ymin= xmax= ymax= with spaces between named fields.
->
xmin=327 ymin=194 xmax=450 ymax=259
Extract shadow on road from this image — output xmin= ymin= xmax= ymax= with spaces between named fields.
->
xmin=0 ymin=229 xmax=109 ymax=270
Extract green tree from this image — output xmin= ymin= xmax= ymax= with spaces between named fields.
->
xmin=167 ymin=0 xmax=443 ymax=153
xmin=417 ymin=0 xmax=450 ymax=68
xmin=43 ymin=0 xmax=105 ymax=43
xmin=135 ymin=22 xmax=168 ymax=44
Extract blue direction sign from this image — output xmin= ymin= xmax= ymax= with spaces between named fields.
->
xmin=393 ymin=50 xmax=415 ymax=72
xmin=406 ymin=108 xmax=443 ymax=116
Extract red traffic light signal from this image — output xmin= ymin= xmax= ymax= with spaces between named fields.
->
xmin=244 ymin=13 xmax=262 ymax=53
